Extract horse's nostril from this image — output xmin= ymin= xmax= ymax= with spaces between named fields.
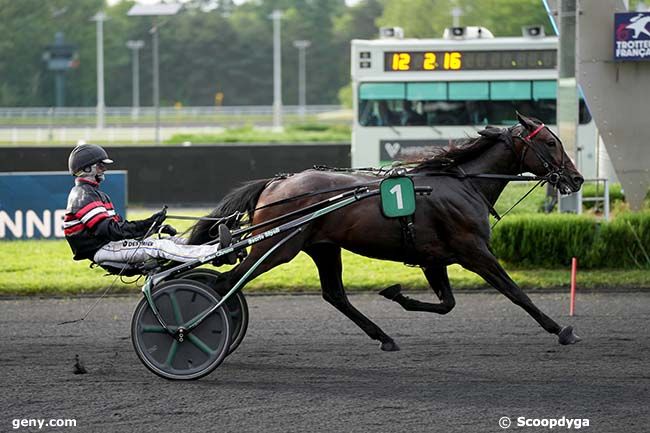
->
xmin=573 ymin=175 xmax=584 ymax=186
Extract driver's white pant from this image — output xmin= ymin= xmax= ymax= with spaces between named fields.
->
xmin=93 ymin=237 xmax=219 ymax=264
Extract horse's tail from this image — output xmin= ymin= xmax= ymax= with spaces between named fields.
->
xmin=188 ymin=178 xmax=271 ymax=244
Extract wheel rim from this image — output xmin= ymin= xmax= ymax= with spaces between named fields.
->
xmin=132 ymin=279 xmax=231 ymax=380
xmin=177 ymin=269 xmax=249 ymax=354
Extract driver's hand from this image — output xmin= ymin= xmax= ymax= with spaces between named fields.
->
xmin=149 ymin=208 xmax=167 ymax=226
xmin=159 ymin=224 xmax=178 ymax=236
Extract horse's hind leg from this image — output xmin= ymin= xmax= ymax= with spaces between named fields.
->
xmin=380 ymin=264 xmax=456 ymax=314
xmin=305 ymin=243 xmax=400 ymax=352
xmin=462 ymin=246 xmax=581 ymax=345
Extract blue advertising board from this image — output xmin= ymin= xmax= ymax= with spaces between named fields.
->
xmin=614 ymin=12 xmax=650 ymax=61
xmin=0 ymin=171 xmax=127 ymax=240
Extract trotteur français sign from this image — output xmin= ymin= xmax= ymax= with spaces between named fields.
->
xmin=614 ymin=12 xmax=650 ymax=61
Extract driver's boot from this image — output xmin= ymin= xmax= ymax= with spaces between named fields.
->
xmin=212 ymin=224 xmax=238 ymax=266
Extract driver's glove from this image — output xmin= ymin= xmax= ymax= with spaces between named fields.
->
xmin=159 ymin=224 xmax=178 ymax=236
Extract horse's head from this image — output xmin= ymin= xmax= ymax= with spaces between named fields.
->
xmin=513 ymin=112 xmax=584 ymax=194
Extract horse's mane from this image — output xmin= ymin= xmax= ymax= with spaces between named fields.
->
xmin=406 ymin=126 xmax=512 ymax=172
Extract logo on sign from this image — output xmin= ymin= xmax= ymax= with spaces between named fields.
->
xmin=384 ymin=142 xmax=401 ymax=159
xmin=614 ymin=12 xmax=650 ymax=61
xmin=380 ymin=139 xmax=451 ymax=163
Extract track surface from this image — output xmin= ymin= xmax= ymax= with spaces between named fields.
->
xmin=2 ymin=291 xmax=648 ymax=432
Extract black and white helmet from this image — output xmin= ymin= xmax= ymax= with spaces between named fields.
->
xmin=68 ymin=144 xmax=113 ymax=177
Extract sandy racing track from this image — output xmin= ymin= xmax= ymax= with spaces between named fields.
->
xmin=2 ymin=291 xmax=649 ymax=432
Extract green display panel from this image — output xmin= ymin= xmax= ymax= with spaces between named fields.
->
xmin=380 ymin=177 xmax=416 ymax=218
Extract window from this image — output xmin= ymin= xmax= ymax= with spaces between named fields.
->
xmin=358 ymin=80 xmax=592 ymax=127
xmin=406 ymin=82 xmax=446 ymax=100
xmin=490 ymin=81 xmax=531 ymax=100
xmin=359 ymin=83 xmax=405 ymax=100
xmin=448 ymin=82 xmax=489 ymax=100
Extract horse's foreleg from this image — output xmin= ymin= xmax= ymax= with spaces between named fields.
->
xmin=461 ymin=246 xmax=581 ymax=345
xmin=305 ymin=243 xmax=400 ymax=352
xmin=379 ymin=264 xmax=456 ymax=314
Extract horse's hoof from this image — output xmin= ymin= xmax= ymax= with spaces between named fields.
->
xmin=379 ymin=284 xmax=402 ymax=300
xmin=380 ymin=340 xmax=400 ymax=351
xmin=558 ymin=326 xmax=582 ymax=345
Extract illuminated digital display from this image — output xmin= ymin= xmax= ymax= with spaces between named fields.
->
xmin=384 ymin=50 xmax=556 ymax=71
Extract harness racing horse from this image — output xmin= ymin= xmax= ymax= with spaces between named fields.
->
xmin=189 ymin=113 xmax=585 ymax=351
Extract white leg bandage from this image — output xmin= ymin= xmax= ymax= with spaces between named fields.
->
xmin=93 ymin=237 xmax=219 ymax=264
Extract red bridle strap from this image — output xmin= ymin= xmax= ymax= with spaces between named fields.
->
xmin=525 ymin=123 xmax=545 ymax=140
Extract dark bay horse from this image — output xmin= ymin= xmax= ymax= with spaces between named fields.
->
xmin=189 ymin=113 xmax=584 ymax=351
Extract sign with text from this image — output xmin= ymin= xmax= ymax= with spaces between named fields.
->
xmin=614 ymin=12 xmax=650 ymax=61
xmin=0 ymin=172 xmax=127 ymax=240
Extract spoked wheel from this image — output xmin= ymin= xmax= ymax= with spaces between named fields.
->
xmin=177 ymin=269 xmax=249 ymax=355
xmin=131 ymin=279 xmax=232 ymax=380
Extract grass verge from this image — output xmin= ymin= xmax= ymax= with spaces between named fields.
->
xmin=1 ymin=238 xmax=649 ymax=296
xmin=166 ymin=124 xmax=351 ymax=144
xmin=2 ymin=194 xmax=650 ymax=296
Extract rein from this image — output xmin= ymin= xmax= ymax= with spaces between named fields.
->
xmin=166 ymin=170 xmax=550 ymax=224
xmin=170 ymin=124 xmax=560 ymax=228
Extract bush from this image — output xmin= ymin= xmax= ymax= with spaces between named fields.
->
xmin=491 ymin=212 xmax=650 ymax=269
xmin=337 ymin=83 xmax=352 ymax=108
xmin=589 ymin=212 xmax=650 ymax=268
xmin=287 ymin=123 xmax=331 ymax=132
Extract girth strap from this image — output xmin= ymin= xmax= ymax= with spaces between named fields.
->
xmin=398 ymin=215 xmax=418 ymax=266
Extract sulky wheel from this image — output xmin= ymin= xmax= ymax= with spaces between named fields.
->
xmin=177 ymin=269 xmax=249 ymax=355
xmin=131 ymin=279 xmax=232 ymax=380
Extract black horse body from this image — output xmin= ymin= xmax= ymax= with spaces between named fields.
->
xmin=189 ymin=113 xmax=584 ymax=351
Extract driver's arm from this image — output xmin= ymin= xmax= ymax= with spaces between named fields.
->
xmin=92 ymin=210 xmax=165 ymax=241
xmin=92 ymin=218 xmax=154 ymax=241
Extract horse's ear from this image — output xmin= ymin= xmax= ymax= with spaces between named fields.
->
xmin=516 ymin=111 xmax=536 ymax=130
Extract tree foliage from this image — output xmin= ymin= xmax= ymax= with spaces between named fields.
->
xmin=0 ymin=0 xmax=551 ymax=107
xmin=378 ymin=0 xmax=551 ymax=38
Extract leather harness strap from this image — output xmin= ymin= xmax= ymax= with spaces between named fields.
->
xmin=399 ymin=215 xmax=418 ymax=266
xmin=525 ymin=123 xmax=546 ymax=140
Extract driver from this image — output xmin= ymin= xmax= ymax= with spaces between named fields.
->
xmin=63 ymin=144 xmax=230 ymax=267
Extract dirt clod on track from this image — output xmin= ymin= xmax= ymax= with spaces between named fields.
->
xmin=2 ymin=292 xmax=648 ymax=432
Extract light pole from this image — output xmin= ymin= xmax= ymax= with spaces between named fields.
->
xmin=91 ymin=11 xmax=108 ymax=130
xmin=151 ymin=22 xmax=161 ymax=143
xmin=128 ymin=3 xmax=181 ymax=145
xmin=269 ymin=10 xmax=283 ymax=130
xmin=292 ymin=40 xmax=310 ymax=118
xmin=451 ymin=7 xmax=463 ymax=27
xmin=126 ymin=40 xmax=144 ymax=120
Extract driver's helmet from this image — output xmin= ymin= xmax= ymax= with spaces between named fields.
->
xmin=68 ymin=144 xmax=113 ymax=181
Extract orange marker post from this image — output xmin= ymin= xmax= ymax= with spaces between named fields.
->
xmin=569 ymin=257 xmax=578 ymax=316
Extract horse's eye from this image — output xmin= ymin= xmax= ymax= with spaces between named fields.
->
xmin=546 ymin=141 xmax=556 ymax=147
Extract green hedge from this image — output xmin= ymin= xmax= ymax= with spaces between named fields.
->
xmin=491 ymin=212 xmax=650 ymax=269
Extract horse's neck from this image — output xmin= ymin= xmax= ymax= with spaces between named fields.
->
xmin=459 ymin=140 xmax=518 ymax=206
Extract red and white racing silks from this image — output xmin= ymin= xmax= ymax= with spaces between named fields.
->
xmin=63 ymin=200 xmax=119 ymax=236
xmin=64 ymin=178 xmax=129 ymax=260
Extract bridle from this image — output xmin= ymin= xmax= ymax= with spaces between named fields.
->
xmin=510 ymin=123 xmax=565 ymax=186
